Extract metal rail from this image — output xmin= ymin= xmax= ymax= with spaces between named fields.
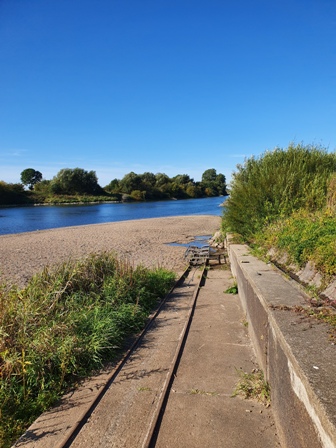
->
xmin=142 ymin=263 xmax=208 ymax=448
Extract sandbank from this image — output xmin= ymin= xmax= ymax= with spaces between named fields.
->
xmin=0 ymin=215 xmax=221 ymax=287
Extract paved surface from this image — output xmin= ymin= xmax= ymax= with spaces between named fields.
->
xmin=15 ymin=264 xmax=281 ymax=447
xmin=155 ymin=266 xmax=280 ymax=447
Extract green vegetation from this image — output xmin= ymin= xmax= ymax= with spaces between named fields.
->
xmin=222 ymin=143 xmax=336 ymax=292
xmin=232 ymin=368 xmax=271 ymax=407
xmin=254 ymin=210 xmax=336 ymax=284
xmin=20 ymin=169 xmax=42 ymax=191
xmin=49 ymin=168 xmax=103 ymax=195
xmin=223 ymin=143 xmax=336 ymax=238
xmin=0 ymin=253 xmax=175 ymax=447
xmin=0 ymin=167 xmax=227 ymax=205
xmin=105 ymin=168 xmax=227 ymax=200
xmin=0 ymin=181 xmax=29 ymax=205
xmin=224 ymin=283 xmax=238 ymax=294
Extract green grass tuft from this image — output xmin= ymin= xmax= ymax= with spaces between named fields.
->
xmin=232 ymin=368 xmax=270 ymax=407
xmin=225 ymin=284 xmax=238 ymax=294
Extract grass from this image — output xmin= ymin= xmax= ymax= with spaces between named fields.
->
xmin=0 ymin=252 xmax=175 ymax=447
xmin=232 ymin=368 xmax=270 ymax=407
xmin=253 ymin=209 xmax=336 ymax=290
xmin=224 ymin=283 xmax=238 ymax=294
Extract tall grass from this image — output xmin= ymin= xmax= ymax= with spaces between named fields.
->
xmin=0 ymin=253 xmax=175 ymax=447
xmin=254 ymin=210 xmax=336 ymax=285
xmin=222 ymin=143 xmax=336 ymax=239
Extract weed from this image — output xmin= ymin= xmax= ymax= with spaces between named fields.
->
xmin=220 ymin=263 xmax=230 ymax=271
xmin=306 ymin=308 xmax=336 ymax=341
xmin=232 ymin=368 xmax=270 ymax=407
xmin=225 ymin=284 xmax=238 ymax=294
xmin=190 ymin=388 xmax=218 ymax=396
xmin=227 ymin=233 xmax=245 ymax=244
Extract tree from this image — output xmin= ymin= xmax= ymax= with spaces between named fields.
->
xmin=140 ymin=172 xmax=156 ymax=188
xmin=0 ymin=181 xmax=27 ymax=205
xmin=201 ymin=168 xmax=217 ymax=183
xmin=105 ymin=178 xmax=120 ymax=193
xmin=173 ymin=174 xmax=194 ymax=185
xmin=50 ymin=168 xmax=102 ymax=195
xmin=119 ymin=172 xmax=143 ymax=194
xmin=201 ymin=169 xmax=227 ymax=196
xmin=20 ymin=168 xmax=42 ymax=190
xmin=34 ymin=180 xmax=51 ymax=193
xmin=155 ymin=173 xmax=171 ymax=188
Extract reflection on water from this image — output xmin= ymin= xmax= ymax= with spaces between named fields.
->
xmin=168 ymin=235 xmax=212 ymax=248
xmin=0 ymin=196 xmax=226 ymax=235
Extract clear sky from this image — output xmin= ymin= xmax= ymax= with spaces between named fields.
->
xmin=1 ymin=0 xmax=335 ymax=187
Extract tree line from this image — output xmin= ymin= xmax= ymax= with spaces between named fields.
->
xmin=0 ymin=167 xmax=227 ymax=205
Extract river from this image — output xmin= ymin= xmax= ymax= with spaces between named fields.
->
xmin=0 ymin=196 xmax=225 ymax=235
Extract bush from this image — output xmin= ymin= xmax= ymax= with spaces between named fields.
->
xmin=222 ymin=143 xmax=336 ymax=239
xmin=0 ymin=181 xmax=29 ymax=205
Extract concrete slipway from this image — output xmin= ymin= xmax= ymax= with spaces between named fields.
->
xmin=152 ymin=266 xmax=280 ymax=447
xmin=14 ymin=245 xmax=336 ymax=447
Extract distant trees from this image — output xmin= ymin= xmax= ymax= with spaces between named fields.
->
xmin=201 ymin=169 xmax=227 ymax=196
xmin=104 ymin=169 xmax=227 ymax=201
xmin=118 ymin=172 xmax=143 ymax=194
xmin=50 ymin=168 xmax=103 ymax=195
xmin=105 ymin=178 xmax=120 ymax=193
xmin=20 ymin=168 xmax=42 ymax=190
xmin=0 ymin=181 xmax=28 ymax=205
xmin=4 ymin=166 xmax=227 ymax=205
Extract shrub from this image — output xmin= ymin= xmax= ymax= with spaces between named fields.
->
xmin=0 ymin=181 xmax=29 ymax=205
xmin=222 ymin=143 xmax=336 ymax=239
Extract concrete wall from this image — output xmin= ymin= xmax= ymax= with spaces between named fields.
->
xmin=228 ymin=243 xmax=336 ymax=448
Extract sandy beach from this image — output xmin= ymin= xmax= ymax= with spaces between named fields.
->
xmin=0 ymin=215 xmax=221 ymax=287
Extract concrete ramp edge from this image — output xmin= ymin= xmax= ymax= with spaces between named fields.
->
xmin=227 ymin=242 xmax=336 ymax=448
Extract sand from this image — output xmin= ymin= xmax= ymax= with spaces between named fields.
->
xmin=0 ymin=215 xmax=221 ymax=287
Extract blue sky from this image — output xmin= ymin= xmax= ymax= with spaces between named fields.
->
xmin=1 ymin=0 xmax=335 ymax=187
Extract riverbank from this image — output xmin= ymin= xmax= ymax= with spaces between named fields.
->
xmin=0 ymin=215 xmax=221 ymax=287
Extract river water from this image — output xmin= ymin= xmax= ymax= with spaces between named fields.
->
xmin=0 ymin=196 xmax=225 ymax=235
